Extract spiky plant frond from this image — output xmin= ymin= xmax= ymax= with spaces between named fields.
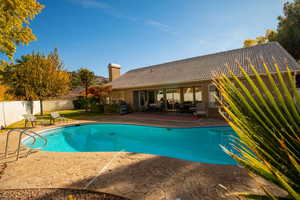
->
xmin=213 ymin=61 xmax=300 ymax=200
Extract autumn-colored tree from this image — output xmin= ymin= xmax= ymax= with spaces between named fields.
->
xmin=243 ymin=30 xmax=277 ymax=47
xmin=2 ymin=49 xmax=70 ymax=114
xmin=0 ymin=85 xmax=13 ymax=101
xmin=0 ymin=85 xmax=7 ymax=101
xmin=87 ymin=85 xmax=112 ymax=104
xmin=0 ymin=0 xmax=44 ymax=60
xmin=0 ymin=61 xmax=13 ymax=101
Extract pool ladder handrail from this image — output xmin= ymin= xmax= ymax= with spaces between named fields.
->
xmin=4 ymin=128 xmax=47 ymax=161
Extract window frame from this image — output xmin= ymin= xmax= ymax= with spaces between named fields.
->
xmin=208 ymin=83 xmax=219 ymax=108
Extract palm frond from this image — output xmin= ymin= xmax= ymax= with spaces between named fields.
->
xmin=213 ymin=61 xmax=300 ymax=199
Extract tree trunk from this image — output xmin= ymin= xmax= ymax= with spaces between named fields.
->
xmin=30 ymin=101 xmax=33 ymax=114
xmin=28 ymin=97 xmax=34 ymax=114
xmin=85 ymin=83 xmax=88 ymax=112
xmin=40 ymin=99 xmax=44 ymax=115
xmin=85 ymin=83 xmax=88 ymax=99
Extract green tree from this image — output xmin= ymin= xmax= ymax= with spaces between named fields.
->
xmin=277 ymin=0 xmax=300 ymax=61
xmin=2 ymin=49 xmax=70 ymax=114
xmin=214 ymin=62 xmax=300 ymax=199
xmin=77 ymin=68 xmax=95 ymax=99
xmin=0 ymin=0 xmax=44 ymax=60
xmin=69 ymin=71 xmax=81 ymax=89
xmin=243 ymin=0 xmax=300 ymax=61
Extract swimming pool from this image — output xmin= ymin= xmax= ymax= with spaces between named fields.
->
xmin=23 ymin=123 xmax=237 ymax=165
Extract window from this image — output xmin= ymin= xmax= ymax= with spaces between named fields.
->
xmin=166 ymin=88 xmax=180 ymax=103
xmin=156 ymin=89 xmax=164 ymax=102
xmin=194 ymin=87 xmax=202 ymax=103
xmin=166 ymin=88 xmax=180 ymax=111
xmin=139 ymin=91 xmax=146 ymax=106
xmin=148 ymin=91 xmax=155 ymax=104
xmin=183 ymin=88 xmax=193 ymax=103
xmin=208 ymin=84 xmax=219 ymax=108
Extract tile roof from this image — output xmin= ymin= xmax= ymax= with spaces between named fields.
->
xmin=109 ymin=42 xmax=300 ymax=89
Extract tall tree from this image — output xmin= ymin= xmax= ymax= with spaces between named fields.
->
xmin=277 ymin=0 xmax=300 ymax=61
xmin=2 ymin=49 xmax=70 ymax=114
xmin=243 ymin=0 xmax=300 ymax=61
xmin=77 ymin=68 xmax=95 ymax=99
xmin=69 ymin=71 xmax=81 ymax=89
xmin=0 ymin=0 xmax=44 ymax=60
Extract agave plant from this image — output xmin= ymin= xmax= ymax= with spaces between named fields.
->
xmin=213 ymin=61 xmax=300 ymax=200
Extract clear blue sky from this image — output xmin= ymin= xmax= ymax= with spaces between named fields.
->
xmin=4 ymin=0 xmax=287 ymax=77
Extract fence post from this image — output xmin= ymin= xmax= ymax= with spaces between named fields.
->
xmin=0 ymin=101 xmax=6 ymax=129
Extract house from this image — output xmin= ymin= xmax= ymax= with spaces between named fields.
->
xmin=107 ymin=42 xmax=300 ymax=117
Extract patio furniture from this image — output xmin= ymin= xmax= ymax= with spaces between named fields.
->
xmin=192 ymin=103 xmax=208 ymax=118
xmin=119 ymin=101 xmax=129 ymax=115
xmin=23 ymin=114 xmax=46 ymax=127
xmin=148 ymin=103 xmax=160 ymax=112
xmin=179 ymin=102 xmax=193 ymax=113
xmin=50 ymin=112 xmax=66 ymax=124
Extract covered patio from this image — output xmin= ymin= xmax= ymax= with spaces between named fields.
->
xmin=114 ymin=83 xmax=219 ymax=116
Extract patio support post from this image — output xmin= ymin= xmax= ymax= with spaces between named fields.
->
xmin=163 ymin=89 xmax=167 ymax=111
xmin=192 ymin=87 xmax=196 ymax=104
xmin=138 ymin=91 xmax=141 ymax=110
xmin=203 ymin=83 xmax=209 ymax=110
xmin=180 ymin=88 xmax=184 ymax=104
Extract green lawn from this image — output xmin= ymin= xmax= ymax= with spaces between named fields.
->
xmin=0 ymin=109 xmax=103 ymax=133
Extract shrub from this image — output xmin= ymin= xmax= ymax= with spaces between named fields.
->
xmin=104 ymin=104 xmax=120 ymax=114
xmin=73 ymin=96 xmax=87 ymax=109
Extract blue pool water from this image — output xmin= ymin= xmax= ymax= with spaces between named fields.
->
xmin=23 ymin=124 xmax=237 ymax=165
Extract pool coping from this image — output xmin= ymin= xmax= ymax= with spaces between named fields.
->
xmin=21 ymin=121 xmax=230 ymax=144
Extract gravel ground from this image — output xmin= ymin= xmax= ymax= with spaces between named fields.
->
xmin=0 ymin=188 xmax=129 ymax=200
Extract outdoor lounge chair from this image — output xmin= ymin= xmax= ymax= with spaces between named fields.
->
xmin=193 ymin=103 xmax=208 ymax=118
xmin=23 ymin=114 xmax=46 ymax=127
xmin=50 ymin=112 xmax=66 ymax=124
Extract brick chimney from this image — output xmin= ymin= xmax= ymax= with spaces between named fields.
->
xmin=108 ymin=63 xmax=121 ymax=81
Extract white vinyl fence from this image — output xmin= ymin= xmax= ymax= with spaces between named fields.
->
xmin=0 ymin=100 xmax=74 ymax=128
xmin=0 ymin=101 xmax=40 ymax=128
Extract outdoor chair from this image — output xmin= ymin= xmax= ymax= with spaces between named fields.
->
xmin=50 ymin=112 xmax=66 ymax=124
xmin=192 ymin=103 xmax=208 ymax=118
xmin=23 ymin=114 xmax=46 ymax=127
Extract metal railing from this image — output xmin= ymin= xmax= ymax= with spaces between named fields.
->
xmin=4 ymin=128 xmax=47 ymax=161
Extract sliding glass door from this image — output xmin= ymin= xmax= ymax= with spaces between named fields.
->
xmin=166 ymin=88 xmax=181 ymax=111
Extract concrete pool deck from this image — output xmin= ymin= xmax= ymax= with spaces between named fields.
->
xmin=0 ymin=115 xmax=283 ymax=200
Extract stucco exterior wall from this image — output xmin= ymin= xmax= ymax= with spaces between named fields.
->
xmin=42 ymin=100 xmax=74 ymax=112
